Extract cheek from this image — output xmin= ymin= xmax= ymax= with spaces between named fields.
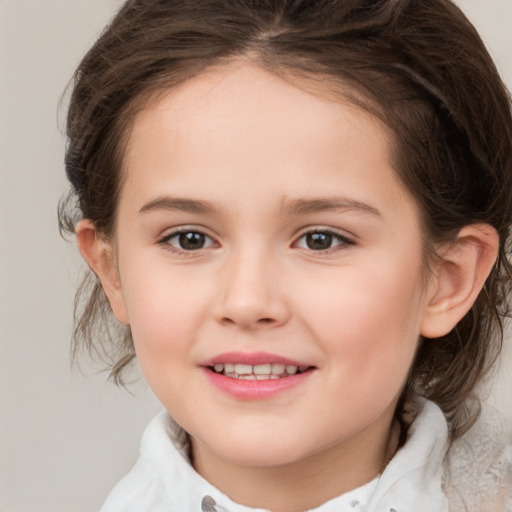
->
xmin=124 ymin=281 xmax=205 ymax=410
xmin=302 ymin=260 xmax=424 ymax=391
xmin=121 ymin=271 xmax=205 ymax=363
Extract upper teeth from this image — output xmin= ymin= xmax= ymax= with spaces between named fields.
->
xmin=212 ymin=363 xmax=308 ymax=379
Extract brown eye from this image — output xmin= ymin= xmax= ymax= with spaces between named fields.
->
xmin=178 ymin=232 xmax=206 ymax=250
xmin=295 ymin=230 xmax=354 ymax=252
xmin=162 ymin=230 xmax=215 ymax=251
xmin=306 ymin=232 xmax=333 ymax=250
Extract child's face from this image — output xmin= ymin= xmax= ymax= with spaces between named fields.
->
xmin=110 ymin=63 xmax=435 ymax=469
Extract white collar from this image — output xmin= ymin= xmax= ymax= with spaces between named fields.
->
xmin=100 ymin=399 xmax=450 ymax=512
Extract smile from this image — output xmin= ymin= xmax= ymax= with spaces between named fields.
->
xmin=201 ymin=352 xmax=315 ymax=400
xmin=210 ymin=363 xmax=310 ymax=380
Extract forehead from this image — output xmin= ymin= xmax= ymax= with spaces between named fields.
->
xmin=124 ymin=61 xmax=386 ymax=158
xmin=121 ymin=61 xmax=418 ymax=222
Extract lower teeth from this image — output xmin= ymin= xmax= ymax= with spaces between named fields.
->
xmin=227 ymin=373 xmax=281 ymax=380
xmin=213 ymin=369 xmax=307 ymax=380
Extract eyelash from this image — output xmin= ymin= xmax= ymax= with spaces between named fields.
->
xmin=157 ymin=227 xmax=355 ymax=255
xmin=294 ymin=228 xmax=356 ymax=254
xmin=157 ymin=228 xmax=217 ymax=255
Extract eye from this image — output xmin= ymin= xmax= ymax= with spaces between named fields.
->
xmin=295 ymin=230 xmax=354 ymax=252
xmin=159 ymin=230 xmax=216 ymax=251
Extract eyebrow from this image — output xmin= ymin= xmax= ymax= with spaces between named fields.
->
xmin=139 ymin=196 xmax=218 ymax=215
xmin=281 ymin=197 xmax=381 ymax=218
xmin=138 ymin=195 xmax=381 ymax=218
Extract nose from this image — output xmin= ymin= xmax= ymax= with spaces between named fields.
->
xmin=213 ymin=248 xmax=291 ymax=330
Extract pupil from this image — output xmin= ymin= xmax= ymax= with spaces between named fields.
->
xmin=179 ymin=232 xmax=205 ymax=250
xmin=306 ymin=232 xmax=332 ymax=250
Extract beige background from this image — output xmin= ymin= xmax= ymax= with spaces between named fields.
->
xmin=0 ymin=1 xmax=510 ymax=511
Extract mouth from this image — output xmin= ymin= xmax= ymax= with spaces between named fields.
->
xmin=201 ymin=352 xmax=315 ymax=399
xmin=207 ymin=363 xmax=312 ymax=380
xmin=201 ymin=353 xmax=315 ymax=399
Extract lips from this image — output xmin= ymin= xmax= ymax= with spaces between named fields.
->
xmin=201 ymin=352 xmax=315 ymax=399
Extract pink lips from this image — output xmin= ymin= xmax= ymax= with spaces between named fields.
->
xmin=201 ymin=351 xmax=315 ymax=400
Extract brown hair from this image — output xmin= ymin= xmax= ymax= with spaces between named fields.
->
xmin=60 ymin=0 xmax=512 ymax=438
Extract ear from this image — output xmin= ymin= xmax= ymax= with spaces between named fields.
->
xmin=420 ymin=224 xmax=498 ymax=338
xmin=76 ymin=219 xmax=130 ymax=326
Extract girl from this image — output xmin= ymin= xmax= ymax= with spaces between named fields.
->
xmin=60 ymin=0 xmax=512 ymax=510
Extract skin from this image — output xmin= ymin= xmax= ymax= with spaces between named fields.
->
xmin=78 ymin=61 xmax=498 ymax=511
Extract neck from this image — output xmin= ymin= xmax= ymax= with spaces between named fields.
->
xmin=192 ymin=417 xmax=401 ymax=512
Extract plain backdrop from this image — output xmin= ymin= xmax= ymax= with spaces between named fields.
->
xmin=0 ymin=1 xmax=510 ymax=511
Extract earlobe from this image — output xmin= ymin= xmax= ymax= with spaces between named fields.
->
xmin=76 ymin=219 xmax=130 ymax=326
xmin=420 ymin=224 xmax=498 ymax=338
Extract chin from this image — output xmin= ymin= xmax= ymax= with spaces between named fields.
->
xmin=196 ymin=428 xmax=320 ymax=468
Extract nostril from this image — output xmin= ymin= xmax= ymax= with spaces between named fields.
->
xmin=221 ymin=317 xmax=236 ymax=325
xmin=220 ymin=317 xmax=275 ymax=326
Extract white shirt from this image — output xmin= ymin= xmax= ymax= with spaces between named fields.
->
xmin=100 ymin=399 xmax=511 ymax=512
